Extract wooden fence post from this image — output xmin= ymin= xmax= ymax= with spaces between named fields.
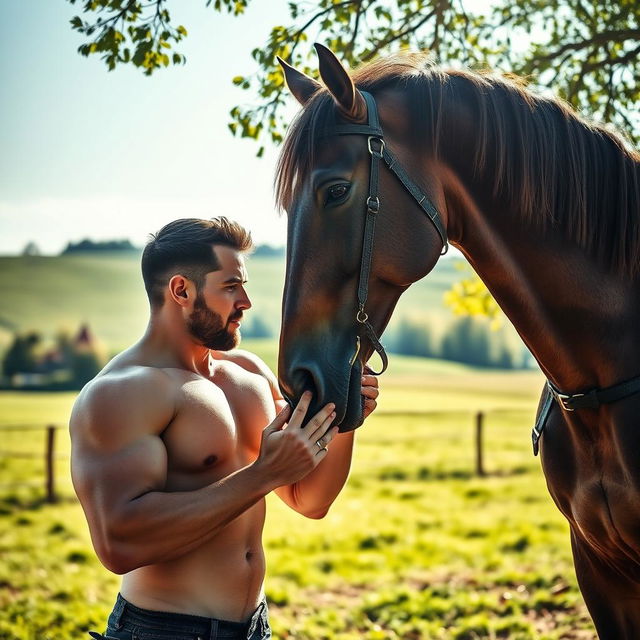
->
xmin=475 ymin=412 xmax=485 ymax=477
xmin=46 ymin=425 xmax=56 ymax=503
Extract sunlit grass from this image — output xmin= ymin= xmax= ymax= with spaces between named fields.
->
xmin=0 ymin=358 xmax=595 ymax=639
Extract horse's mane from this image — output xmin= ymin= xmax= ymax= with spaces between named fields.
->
xmin=276 ymin=52 xmax=640 ymax=277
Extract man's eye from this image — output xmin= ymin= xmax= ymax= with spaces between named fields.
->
xmin=326 ymin=184 xmax=350 ymax=203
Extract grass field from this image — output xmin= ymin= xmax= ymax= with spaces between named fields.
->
xmin=0 ymin=343 xmax=597 ymax=639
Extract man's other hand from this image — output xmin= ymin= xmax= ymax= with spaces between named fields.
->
xmin=361 ymin=372 xmax=380 ymax=419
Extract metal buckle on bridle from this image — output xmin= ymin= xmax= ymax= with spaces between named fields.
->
xmin=367 ymin=136 xmax=385 ymax=158
xmin=556 ymin=389 xmax=599 ymax=411
xmin=556 ymin=392 xmax=579 ymax=411
xmin=349 ymin=335 xmax=361 ymax=367
xmin=356 ymin=306 xmax=368 ymax=324
xmin=366 ymin=196 xmax=380 ymax=214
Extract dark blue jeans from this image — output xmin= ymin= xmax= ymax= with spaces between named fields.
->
xmin=89 ymin=593 xmax=271 ymax=640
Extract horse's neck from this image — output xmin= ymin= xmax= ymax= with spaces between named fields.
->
xmin=442 ymin=165 xmax=640 ymax=391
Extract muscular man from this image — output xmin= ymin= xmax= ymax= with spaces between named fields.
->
xmin=70 ymin=217 xmax=379 ymax=640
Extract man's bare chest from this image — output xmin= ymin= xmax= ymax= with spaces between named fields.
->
xmin=161 ymin=368 xmax=276 ymax=484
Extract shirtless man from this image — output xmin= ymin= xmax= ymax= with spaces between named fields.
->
xmin=70 ymin=217 xmax=379 ymax=640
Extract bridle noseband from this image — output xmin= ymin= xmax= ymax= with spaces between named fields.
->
xmin=324 ymin=91 xmax=448 ymax=375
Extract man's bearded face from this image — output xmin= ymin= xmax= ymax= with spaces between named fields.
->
xmin=187 ymin=292 xmax=242 ymax=351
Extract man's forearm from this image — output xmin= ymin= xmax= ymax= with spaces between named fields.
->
xmin=277 ymin=431 xmax=355 ymax=518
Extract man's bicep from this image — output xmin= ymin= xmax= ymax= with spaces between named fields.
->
xmin=73 ymin=434 xmax=169 ymax=532
xmin=71 ymin=376 xmax=174 ymax=519
xmin=71 ymin=425 xmax=169 ymax=570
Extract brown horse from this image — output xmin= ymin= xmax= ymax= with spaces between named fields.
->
xmin=275 ymin=44 xmax=640 ymax=637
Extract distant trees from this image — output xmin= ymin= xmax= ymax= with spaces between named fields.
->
xmin=242 ymin=316 xmax=273 ymax=339
xmin=441 ymin=317 xmax=493 ymax=367
xmin=252 ymin=245 xmax=285 ymax=258
xmin=387 ymin=315 xmax=525 ymax=369
xmin=2 ymin=332 xmax=41 ymax=378
xmin=390 ymin=318 xmax=438 ymax=359
xmin=58 ymin=239 xmax=285 ymax=257
xmin=63 ymin=325 xmax=108 ymax=386
xmin=2 ymin=324 xmax=107 ymax=389
xmin=62 ymin=239 xmax=139 ymax=254
xmin=21 ymin=242 xmax=41 ymax=256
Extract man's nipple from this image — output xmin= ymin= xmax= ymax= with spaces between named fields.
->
xmin=203 ymin=454 xmax=218 ymax=467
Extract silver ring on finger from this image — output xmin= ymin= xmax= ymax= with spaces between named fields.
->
xmin=315 ymin=439 xmax=324 ymax=451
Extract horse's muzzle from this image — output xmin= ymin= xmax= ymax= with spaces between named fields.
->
xmin=278 ymin=333 xmax=365 ymax=432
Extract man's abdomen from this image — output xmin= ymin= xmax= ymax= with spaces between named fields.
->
xmin=120 ymin=501 xmax=267 ymax=622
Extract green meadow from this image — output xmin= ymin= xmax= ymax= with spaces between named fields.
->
xmin=0 ymin=254 xmax=593 ymax=638
xmin=0 ymin=340 xmax=597 ymax=639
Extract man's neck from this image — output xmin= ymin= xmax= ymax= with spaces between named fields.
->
xmin=138 ymin=313 xmax=210 ymax=375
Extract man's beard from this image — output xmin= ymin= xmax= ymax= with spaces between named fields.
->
xmin=187 ymin=293 xmax=242 ymax=351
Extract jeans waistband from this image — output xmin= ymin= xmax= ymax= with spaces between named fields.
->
xmin=108 ymin=593 xmax=268 ymax=639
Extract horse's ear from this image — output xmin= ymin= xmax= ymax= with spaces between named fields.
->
xmin=277 ymin=56 xmax=321 ymax=106
xmin=314 ymin=43 xmax=367 ymax=122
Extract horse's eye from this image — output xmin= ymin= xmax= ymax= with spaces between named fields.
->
xmin=326 ymin=183 xmax=350 ymax=204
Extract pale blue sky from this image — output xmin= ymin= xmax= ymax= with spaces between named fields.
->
xmin=0 ymin=0 xmax=295 ymax=254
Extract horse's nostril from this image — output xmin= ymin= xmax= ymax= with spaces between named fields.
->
xmin=292 ymin=368 xmax=316 ymax=399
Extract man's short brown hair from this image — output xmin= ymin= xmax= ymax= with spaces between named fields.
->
xmin=142 ymin=217 xmax=253 ymax=308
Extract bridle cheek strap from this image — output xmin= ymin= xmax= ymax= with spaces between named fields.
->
xmin=355 ymin=136 xmax=387 ymax=374
xmin=361 ymin=93 xmax=447 ymax=375
xmin=327 ymin=90 xmax=449 ymax=377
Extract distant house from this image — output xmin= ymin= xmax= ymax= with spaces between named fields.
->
xmin=74 ymin=324 xmax=95 ymax=350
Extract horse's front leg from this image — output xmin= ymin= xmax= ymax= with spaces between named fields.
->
xmin=570 ymin=528 xmax=640 ymax=639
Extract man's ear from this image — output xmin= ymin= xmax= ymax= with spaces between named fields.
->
xmin=168 ymin=275 xmax=192 ymax=307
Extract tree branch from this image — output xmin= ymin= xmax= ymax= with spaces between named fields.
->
xmin=289 ymin=0 xmax=359 ymax=58
xmin=532 ymin=29 xmax=640 ymax=66
xmin=362 ymin=8 xmax=437 ymax=61
xmin=347 ymin=0 xmax=364 ymax=58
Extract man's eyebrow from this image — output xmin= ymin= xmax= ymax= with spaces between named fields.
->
xmin=221 ymin=276 xmax=247 ymax=285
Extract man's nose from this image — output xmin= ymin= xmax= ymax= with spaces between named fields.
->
xmin=238 ymin=289 xmax=252 ymax=309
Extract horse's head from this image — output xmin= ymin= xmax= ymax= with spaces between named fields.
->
xmin=276 ymin=45 xmax=448 ymax=430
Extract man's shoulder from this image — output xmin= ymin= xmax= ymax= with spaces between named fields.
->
xmin=71 ymin=366 xmax=178 ymax=437
xmin=216 ymin=349 xmax=286 ymax=406
xmin=83 ymin=365 xmax=176 ymax=400
xmin=220 ymin=349 xmax=274 ymax=380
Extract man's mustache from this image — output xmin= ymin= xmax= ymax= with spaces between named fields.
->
xmin=228 ymin=311 xmax=243 ymax=323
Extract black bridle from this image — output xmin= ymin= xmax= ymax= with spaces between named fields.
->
xmin=319 ymin=90 xmax=640 ymax=444
xmin=324 ymin=91 xmax=448 ymax=375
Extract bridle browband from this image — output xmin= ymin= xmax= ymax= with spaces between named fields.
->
xmin=324 ymin=91 xmax=449 ymax=376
